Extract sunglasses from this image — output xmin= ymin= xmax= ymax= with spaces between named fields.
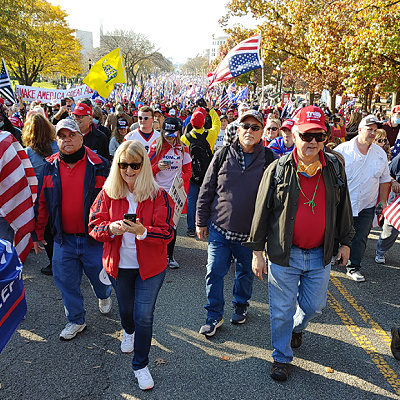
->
xmin=266 ymin=126 xmax=279 ymax=131
xmin=138 ymin=116 xmax=151 ymax=121
xmin=118 ymin=162 xmax=142 ymax=170
xmin=239 ymin=123 xmax=262 ymax=132
xmin=299 ymin=132 xmax=327 ymax=143
xmin=376 ymin=139 xmax=388 ymax=144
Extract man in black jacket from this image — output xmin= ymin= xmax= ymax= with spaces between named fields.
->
xmin=72 ymin=103 xmax=109 ymax=159
xmin=196 ymin=110 xmax=276 ymax=337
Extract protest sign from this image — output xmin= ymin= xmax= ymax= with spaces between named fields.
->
xmin=15 ymin=84 xmax=94 ymax=103
xmin=168 ymin=176 xmax=188 ymax=229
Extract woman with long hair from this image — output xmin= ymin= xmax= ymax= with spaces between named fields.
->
xmin=148 ymin=117 xmax=192 ymax=268
xmin=22 ymin=113 xmax=58 ymax=276
xmin=89 ymin=140 xmax=174 ymax=391
xmin=346 ymin=111 xmax=362 ymax=140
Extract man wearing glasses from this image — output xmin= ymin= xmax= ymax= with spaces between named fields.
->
xmin=125 ymin=106 xmax=160 ymax=153
xmin=72 ymin=103 xmax=109 ymax=159
xmin=196 ymin=110 xmax=276 ymax=337
xmin=245 ymin=106 xmax=354 ymax=381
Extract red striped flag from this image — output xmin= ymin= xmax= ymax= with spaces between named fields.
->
xmin=0 ymin=131 xmax=37 ymax=262
xmin=208 ymin=35 xmax=262 ymax=89
xmin=382 ymin=194 xmax=400 ymax=231
xmin=219 ymin=87 xmax=229 ymax=109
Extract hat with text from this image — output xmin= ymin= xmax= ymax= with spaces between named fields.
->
xmin=117 ymin=119 xmax=128 ymax=130
xmin=72 ymin=103 xmax=92 ymax=117
xmin=358 ymin=114 xmax=381 ymax=129
xmin=392 ymin=105 xmax=400 ymax=114
xmin=281 ymin=119 xmax=295 ymax=131
xmin=239 ymin=109 xmax=264 ymax=125
xmin=169 ymin=109 xmax=176 ymax=116
xmin=293 ymin=106 xmax=327 ymax=132
xmin=162 ymin=117 xmax=182 ymax=137
xmin=56 ymin=118 xmax=81 ymax=135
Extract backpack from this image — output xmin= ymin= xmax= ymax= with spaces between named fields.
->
xmin=184 ymin=130 xmax=213 ymax=185
xmin=215 ymin=145 xmax=277 ymax=173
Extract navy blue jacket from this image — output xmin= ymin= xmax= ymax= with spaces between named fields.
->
xmin=33 ymin=146 xmax=110 ymax=244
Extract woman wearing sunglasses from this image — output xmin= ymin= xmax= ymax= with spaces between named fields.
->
xmin=263 ymin=118 xmax=281 ymax=146
xmin=88 ymin=140 xmax=174 ymax=391
xmin=148 ymin=117 xmax=192 ymax=269
xmin=374 ymin=129 xmax=391 ymax=161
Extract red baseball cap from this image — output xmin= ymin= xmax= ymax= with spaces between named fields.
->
xmin=73 ymin=103 xmax=92 ymax=117
xmin=132 ymin=110 xmax=138 ymax=116
xmin=392 ymin=105 xmax=400 ymax=113
xmin=293 ymin=106 xmax=327 ymax=132
xmin=191 ymin=107 xmax=206 ymax=129
xmin=281 ymin=119 xmax=294 ymax=131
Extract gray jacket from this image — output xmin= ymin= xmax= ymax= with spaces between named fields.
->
xmin=196 ymin=140 xmax=275 ymax=234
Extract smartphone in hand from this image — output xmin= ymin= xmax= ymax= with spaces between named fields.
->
xmin=123 ymin=213 xmax=136 ymax=223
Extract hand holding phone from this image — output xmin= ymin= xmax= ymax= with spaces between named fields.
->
xmin=124 ymin=213 xmax=136 ymax=223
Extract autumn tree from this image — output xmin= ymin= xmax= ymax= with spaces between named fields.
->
xmin=0 ymin=0 xmax=82 ymax=86
xmin=94 ymin=30 xmax=173 ymax=87
xmin=181 ymin=55 xmax=209 ymax=75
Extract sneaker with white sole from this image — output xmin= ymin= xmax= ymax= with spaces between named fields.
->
xmin=98 ymin=297 xmax=112 ymax=314
xmin=134 ymin=366 xmax=154 ymax=390
xmin=375 ymin=254 xmax=386 ymax=264
xmin=199 ymin=318 xmax=223 ymax=337
xmin=121 ymin=330 xmax=135 ymax=353
xmin=167 ymin=256 xmax=180 ymax=269
xmin=346 ymin=270 xmax=365 ymax=282
xmin=60 ymin=322 xmax=87 ymax=340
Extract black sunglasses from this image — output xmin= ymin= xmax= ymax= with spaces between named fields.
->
xmin=299 ymin=132 xmax=327 ymax=143
xmin=118 ymin=162 xmax=142 ymax=170
xmin=239 ymin=123 xmax=262 ymax=132
xmin=376 ymin=139 xmax=388 ymax=144
xmin=266 ymin=126 xmax=279 ymax=131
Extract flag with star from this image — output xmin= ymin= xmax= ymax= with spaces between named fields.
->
xmin=207 ymin=36 xmax=262 ymax=89
xmin=0 ymin=59 xmax=16 ymax=104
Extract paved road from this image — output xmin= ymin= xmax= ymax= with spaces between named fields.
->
xmin=0 ymin=219 xmax=399 ymax=400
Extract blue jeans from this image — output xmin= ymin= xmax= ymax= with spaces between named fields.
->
xmin=52 ymin=235 xmax=112 ymax=325
xmin=349 ymin=206 xmax=375 ymax=271
xmin=204 ymin=225 xmax=254 ymax=322
xmin=376 ymin=218 xmax=399 ymax=257
xmin=268 ymin=246 xmax=331 ymax=364
xmin=187 ymin=181 xmax=200 ymax=231
xmin=110 ymin=268 xmax=166 ymax=371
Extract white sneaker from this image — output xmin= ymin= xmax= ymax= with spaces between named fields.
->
xmin=167 ymin=256 xmax=180 ymax=269
xmin=121 ymin=330 xmax=135 ymax=353
xmin=346 ymin=270 xmax=366 ymax=282
xmin=375 ymin=254 xmax=386 ymax=264
xmin=60 ymin=322 xmax=87 ymax=340
xmin=134 ymin=366 xmax=154 ymax=390
xmin=98 ymin=297 xmax=112 ymax=314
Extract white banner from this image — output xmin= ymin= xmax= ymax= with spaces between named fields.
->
xmin=168 ymin=175 xmax=187 ymax=229
xmin=15 ymin=84 xmax=94 ymax=103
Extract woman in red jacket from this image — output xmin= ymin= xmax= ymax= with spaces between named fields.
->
xmin=148 ymin=117 xmax=191 ymax=269
xmin=89 ymin=140 xmax=173 ymax=391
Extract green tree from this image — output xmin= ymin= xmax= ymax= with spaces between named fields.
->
xmin=0 ymin=0 xmax=82 ymax=86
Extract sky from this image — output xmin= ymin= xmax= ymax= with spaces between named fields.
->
xmin=50 ymin=0 xmax=247 ymax=64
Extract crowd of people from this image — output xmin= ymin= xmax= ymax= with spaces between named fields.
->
xmin=0 ymin=91 xmax=399 ymax=390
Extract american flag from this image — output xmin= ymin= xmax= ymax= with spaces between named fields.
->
xmin=208 ymin=36 xmax=262 ymax=89
xmin=0 ymin=131 xmax=37 ymax=262
xmin=219 ymin=87 xmax=229 ymax=109
xmin=382 ymin=195 xmax=400 ymax=231
xmin=0 ymin=59 xmax=15 ymax=104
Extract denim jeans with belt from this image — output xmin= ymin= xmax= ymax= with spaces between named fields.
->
xmin=204 ymin=225 xmax=254 ymax=322
xmin=110 ymin=268 xmax=166 ymax=371
xmin=52 ymin=234 xmax=112 ymax=325
xmin=268 ymin=245 xmax=331 ymax=364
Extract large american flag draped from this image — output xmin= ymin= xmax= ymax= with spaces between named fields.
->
xmin=0 ymin=131 xmax=37 ymax=262
xmin=207 ymin=35 xmax=262 ymax=89
xmin=0 ymin=59 xmax=15 ymax=104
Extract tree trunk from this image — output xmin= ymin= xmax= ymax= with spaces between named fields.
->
xmin=392 ymin=91 xmax=400 ymax=108
xmin=329 ymin=90 xmax=336 ymax=113
xmin=309 ymin=92 xmax=315 ymax=104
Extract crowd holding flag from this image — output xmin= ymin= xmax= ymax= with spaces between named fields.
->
xmin=0 ymin=59 xmax=15 ymax=104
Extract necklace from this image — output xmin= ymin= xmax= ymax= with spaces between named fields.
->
xmin=295 ymin=169 xmax=321 ymax=214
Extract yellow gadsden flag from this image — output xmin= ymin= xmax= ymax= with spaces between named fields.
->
xmin=83 ymin=48 xmax=126 ymax=99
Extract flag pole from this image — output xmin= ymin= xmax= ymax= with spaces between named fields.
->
xmin=259 ymin=34 xmax=264 ymax=112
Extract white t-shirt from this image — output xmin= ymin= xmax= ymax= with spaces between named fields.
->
xmin=125 ymin=129 xmax=160 ymax=153
xmin=335 ymin=137 xmax=391 ymax=216
xmin=214 ymin=129 xmax=225 ymax=151
xmin=155 ymin=146 xmax=191 ymax=192
xmin=118 ymin=192 xmax=147 ymax=269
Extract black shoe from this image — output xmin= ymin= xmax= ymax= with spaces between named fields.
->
xmin=391 ymin=327 xmax=400 ymax=361
xmin=186 ymin=229 xmax=196 ymax=238
xmin=40 ymin=264 xmax=52 ymax=276
xmin=230 ymin=305 xmax=248 ymax=324
xmin=270 ymin=361 xmax=289 ymax=381
xmin=291 ymin=331 xmax=303 ymax=349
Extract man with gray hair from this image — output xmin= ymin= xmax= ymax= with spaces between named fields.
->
xmin=223 ymin=103 xmax=250 ymax=146
xmin=32 ymin=118 xmax=112 ymax=340
xmin=335 ymin=115 xmax=391 ymax=282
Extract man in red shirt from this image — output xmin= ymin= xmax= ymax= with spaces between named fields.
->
xmin=245 ymin=106 xmax=354 ymax=381
xmin=33 ymin=119 xmax=112 ymax=341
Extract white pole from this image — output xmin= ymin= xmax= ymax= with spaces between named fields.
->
xmin=260 ymin=35 xmax=264 ymax=111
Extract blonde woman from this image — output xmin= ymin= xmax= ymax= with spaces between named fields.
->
xmin=374 ymin=129 xmax=391 ymax=161
xmin=263 ymin=117 xmax=281 ymax=146
xmin=89 ymin=140 xmax=174 ymax=391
